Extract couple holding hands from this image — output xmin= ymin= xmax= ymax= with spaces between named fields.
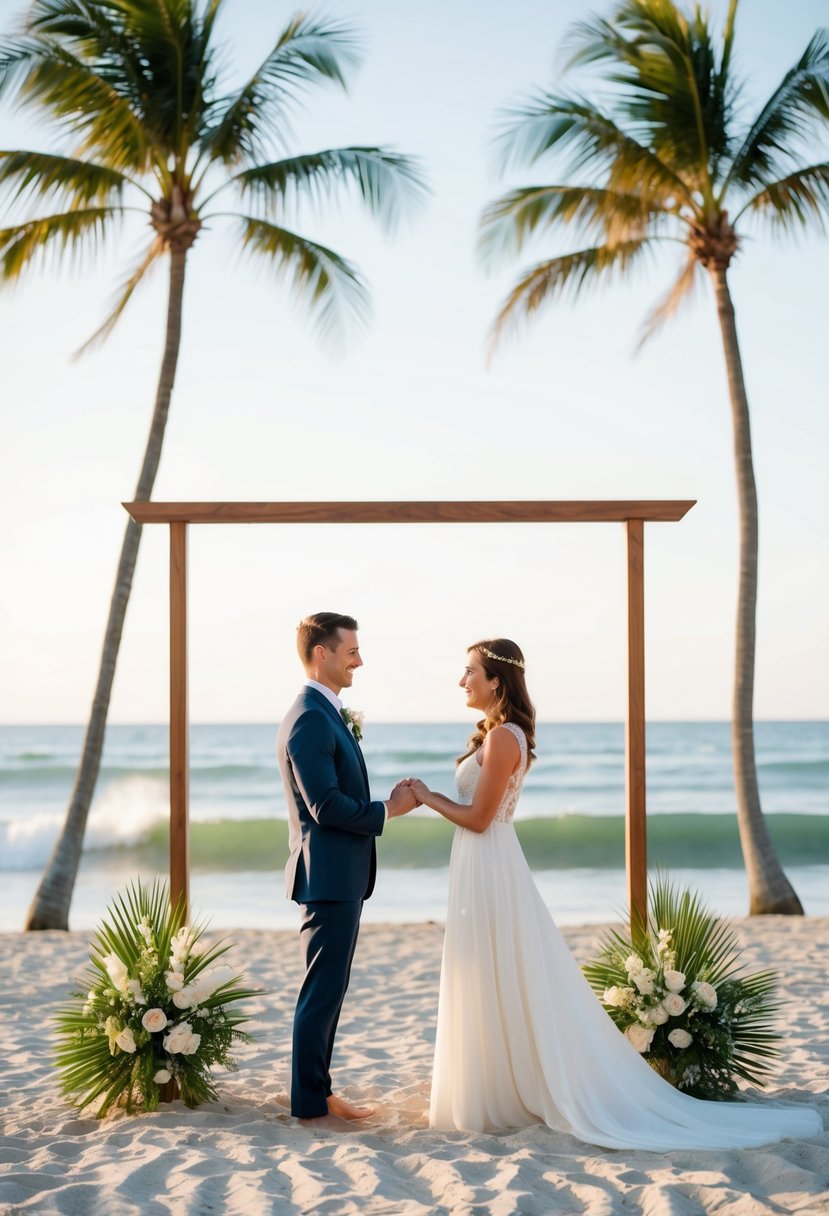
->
xmin=277 ymin=612 xmax=821 ymax=1150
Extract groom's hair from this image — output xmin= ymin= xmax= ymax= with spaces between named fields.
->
xmin=297 ymin=612 xmax=358 ymax=665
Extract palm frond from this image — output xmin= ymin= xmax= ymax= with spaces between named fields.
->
xmin=564 ymin=1 xmax=736 ymax=182
xmin=636 ymin=253 xmax=699 ymax=346
xmin=1 ymin=36 xmax=150 ymax=170
xmin=728 ymin=30 xmax=829 ymax=192
xmin=74 ymin=236 xmax=165 ymax=357
xmin=201 ymin=14 xmax=361 ymax=165
xmin=479 ymin=183 xmax=666 ymax=265
xmin=735 ymin=162 xmax=829 ymax=236
xmin=235 ymin=214 xmax=370 ymax=341
xmin=0 ymin=150 xmax=136 ymax=209
xmin=229 ymin=146 xmax=427 ymax=231
xmin=489 ymin=238 xmax=651 ymax=356
xmin=494 ymin=93 xmax=694 ymax=210
xmin=0 ymin=205 xmax=122 ymax=279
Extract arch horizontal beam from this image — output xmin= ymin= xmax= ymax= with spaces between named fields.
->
xmin=124 ymin=499 xmax=695 ymax=525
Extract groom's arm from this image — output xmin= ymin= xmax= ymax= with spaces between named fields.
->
xmin=288 ymin=713 xmax=386 ymax=836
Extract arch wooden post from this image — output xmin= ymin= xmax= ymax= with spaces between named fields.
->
xmin=170 ymin=521 xmax=189 ymax=920
xmin=626 ymin=519 xmax=647 ymax=933
xmin=124 ymin=499 xmax=695 ymax=934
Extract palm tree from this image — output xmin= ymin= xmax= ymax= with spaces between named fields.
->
xmin=0 ymin=0 xmax=426 ymax=930
xmin=480 ymin=0 xmax=829 ymax=913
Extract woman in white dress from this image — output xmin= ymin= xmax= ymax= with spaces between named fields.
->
xmin=406 ymin=639 xmax=822 ymax=1150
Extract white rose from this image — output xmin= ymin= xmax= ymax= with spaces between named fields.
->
xmin=663 ymin=970 xmax=686 ymax=993
xmin=632 ymin=969 xmax=655 ymax=996
xmin=668 ymin=1028 xmax=693 ymax=1049
xmin=603 ymin=985 xmax=634 ymax=1008
xmin=153 ymin=1069 xmax=172 ymax=1084
xmin=625 ymin=1023 xmax=655 ymax=1053
xmin=171 ymin=1028 xmax=201 ymax=1056
xmin=692 ymin=980 xmax=718 ymax=1009
xmin=141 ymin=1008 xmax=169 ymax=1034
xmin=165 ymin=971 xmax=185 ymax=992
xmin=164 ymin=1022 xmax=196 ymax=1054
xmin=103 ymin=953 xmax=129 ymax=992
xmin=172 ymin=987 xmax=195 ymax=1009
xmin=662 ymin=992 xmax=687 ymax=1018
xmin=115 ymin=1026 xmax=137 ymax=1054
xmin=624 ymin=954 xmax=643 ymax=975
xmin=648 ymin=1004 xmax=669 ymax=1025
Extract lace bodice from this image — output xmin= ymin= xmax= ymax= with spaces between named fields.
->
xmin=454 ymin=723 xmax=528 ymax=824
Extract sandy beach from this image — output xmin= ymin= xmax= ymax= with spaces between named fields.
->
xmin=1 ymin=917 xmax=827 ymax=1215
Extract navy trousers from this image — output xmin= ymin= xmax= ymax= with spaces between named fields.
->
xmin=292 ymin=899 xmax=363 ymax=1118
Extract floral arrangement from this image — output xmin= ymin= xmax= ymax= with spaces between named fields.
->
xmin=341 ymin=706 xmax=364 ymax=742
xmin=582 ymin=877 xmax=781 ymax=1099
xmin=55 ymin=878 xmax=258 ymax=1115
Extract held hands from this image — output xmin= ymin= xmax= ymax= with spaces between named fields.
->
xmin=387 ymin=776 xmax=433 ymax=818
xmin=387 ymin=780 xmax=420 ymax=818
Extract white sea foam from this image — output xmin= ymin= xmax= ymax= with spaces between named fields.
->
xmin=1 ymin=775 xmax=167 ymax=870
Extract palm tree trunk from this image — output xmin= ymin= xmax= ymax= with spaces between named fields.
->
xmin=710 ymin=265 xmax=802 ymax=915
xmin=25 ymin=245 xmax=189 ymax=930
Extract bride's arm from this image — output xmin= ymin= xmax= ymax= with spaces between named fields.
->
xmin=411 ymin=728 xmax=520 ymax=834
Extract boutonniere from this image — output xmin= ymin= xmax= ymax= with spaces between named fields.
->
xmin=340 ymin=707 xmax=364 ymax=743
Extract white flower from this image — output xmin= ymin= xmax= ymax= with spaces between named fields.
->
xmin=141 ymin=1008 xmax=169 ymax=1034
xmin=625 ymin=1023 xmax=655 ymax=1053
xmin=126 ymin=979 xmax=146 ymax=1006
xmin=102 ymin=953 xmax=129 ymax=992
xmin=632 ymin=968 xmax=655 ymax=996
xmin=172 ymin=987 xmax=195 ymax=1009
xmin=163 ymin=1022 xmax=201 ymax=1056
xmin=115 ymin=1026 xmax=137 ymax=1054
xmin=663 ymin=969 xmax=686 ymax=993
xmin=624 ymin=954 xmax=643 ymax=975
xmin=189 ymin=964 xmax=237 ymax=1004
xmin=153 ymin=1069 xmax=172 ymax=1085
xmin=662 ymin=992 xmax=687 ymax=1018
xmin=165 ymin=971 xmax=185 ymax=992
xmin=136 ymin=917 xmax=153 ymax=947
xmin=603 ymin=985 xmax=635 ymax=1008
xmin=648 ymin=1004 xmax=669 ymax=1025
xmin=692 ymin=980 xmax=718 ymax=1009
xmin=668 ymin=1028 xmax=693 ymax=1049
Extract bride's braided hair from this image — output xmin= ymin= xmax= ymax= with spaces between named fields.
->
xmin=457 ymin=638 xmax=536 ymax=768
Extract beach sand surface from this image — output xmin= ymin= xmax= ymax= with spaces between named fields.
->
xmin=1 ymin=918 xmax=827 ymax=1215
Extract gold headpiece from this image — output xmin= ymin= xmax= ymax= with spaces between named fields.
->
xmin=477 ymin=645 xmax=525 ymax=670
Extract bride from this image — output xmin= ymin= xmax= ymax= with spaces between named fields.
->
xmin=404 ymin=639 xmax=822 ymax=1150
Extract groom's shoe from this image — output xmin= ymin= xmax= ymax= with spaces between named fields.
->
xmin=326 ymin=1093 xmax=375 ymax=1120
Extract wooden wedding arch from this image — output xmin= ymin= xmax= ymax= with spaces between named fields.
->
xmin=123 ymin=499 xmax=695 ymax=929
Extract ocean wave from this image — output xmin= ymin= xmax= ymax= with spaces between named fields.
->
xmin=2 ymin=813 xmax=826 ymax=873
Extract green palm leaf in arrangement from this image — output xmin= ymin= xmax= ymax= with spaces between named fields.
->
xmin=55 ymin=879 xmax=261 ymax=1115
xmin=582 ymin=876 xmax=780 ymax=1099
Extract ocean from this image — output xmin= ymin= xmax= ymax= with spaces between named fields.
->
xmin=1 ymin=721 xmax=827 ymax=931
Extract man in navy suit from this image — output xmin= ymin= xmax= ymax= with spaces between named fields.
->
xmin=277 ymin=612 xmax=418 ymax=1122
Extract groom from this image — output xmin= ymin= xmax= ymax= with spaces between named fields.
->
xmin=277 ymin=612 xmax=418 ymax=1122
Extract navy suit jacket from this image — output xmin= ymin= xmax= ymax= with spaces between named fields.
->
xmin=277 ymin=686 xmax=386 ymax=902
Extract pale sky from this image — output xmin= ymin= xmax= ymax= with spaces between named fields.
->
xmin=0 ymin=0 xmax=827 ymax=724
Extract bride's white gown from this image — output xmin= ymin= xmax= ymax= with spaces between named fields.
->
xmin=429 ymin=723 xmax=823 ymax=1149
